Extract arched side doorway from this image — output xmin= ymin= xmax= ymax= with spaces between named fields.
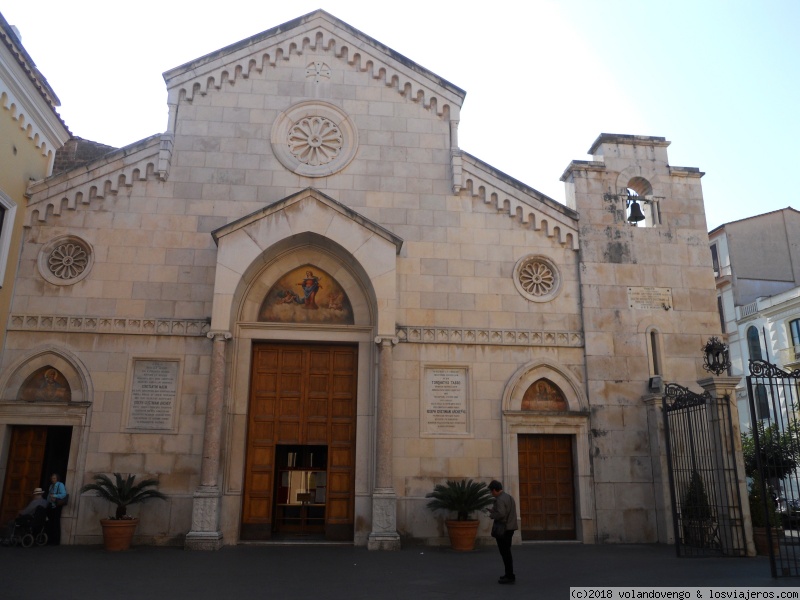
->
xmin=501 ymin=358 xmax=594 ymax=543
xmin=0 ymin=347 xmax=93 ymax=542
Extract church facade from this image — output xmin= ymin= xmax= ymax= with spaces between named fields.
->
xmin=0 ymin=11 xmax=720 ymax=548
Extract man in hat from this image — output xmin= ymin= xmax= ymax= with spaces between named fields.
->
xmin=19 ymin=487 xmax=48 ymax=518
xmin=3 ymin=487 xmax=47 ymax=542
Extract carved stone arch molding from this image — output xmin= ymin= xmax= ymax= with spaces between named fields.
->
xmin=614 ymin=166 xmax=665 ymax=199
xmin=237 ymin=234 xmax=374 ymax=327
xmin=211 ymin=188 xmax=401 ymax=335
xmin=0 ymin=346 xmax=93 ymax=404
xmin=502 ymin=358 xmax=586 ymax=414
xmin=500 ymin=358 xmax=595 ymax=543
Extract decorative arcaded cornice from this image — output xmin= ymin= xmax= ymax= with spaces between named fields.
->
xmin=164 ymin=13 xmax=463 ymax=121
xmin=458 ymin=154 xmax=580 ymax=250
xmin=25 ymin=134 xmax=170 ymax=226
xmin=396 ymin=326 xmax=583 ymax=347
xmin=0 ymin=80 xmax=68 ymax=166
xmin=9 ymin=314 xmax=211 ymax=337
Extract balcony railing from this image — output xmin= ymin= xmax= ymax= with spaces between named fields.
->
xmin=740 ymin=302 xmax=759 ymax=318
xmin=776 ymin=346 xmax=800 ymax=368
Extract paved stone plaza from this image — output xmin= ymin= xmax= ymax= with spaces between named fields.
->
xmin=0 ymin=543 xmax=794 ymax=599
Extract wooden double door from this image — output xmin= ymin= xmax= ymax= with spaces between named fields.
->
xmin=241 ymin=343 xmax=357 ymax=540
xmin=518 ymin=434 xmax=576 ymax=540
xmin=0 ymin=426 xmax=72 ymax=525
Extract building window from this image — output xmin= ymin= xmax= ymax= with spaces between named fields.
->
xmin=790 ymin=319 xmax=800 ymax=360
xmin=649 ymin=330 xmax=662 ymax=376
xmin=710 ymin=244 xmax=720 ymax=277
xmin=755 ymin=384 xmax=770 ymax=421
xmin=0 ymin=189 xmax=18 ymax=288
xmin=747 ymin=326 xmax=763 ymax=361
xmin=717 ymin=296 xmax=726 ymax=333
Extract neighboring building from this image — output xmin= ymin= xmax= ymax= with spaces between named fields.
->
xmin=0 ymin=13 xmax=70 ymax=355
xmin=709 ymin=207 xmax=800 ymax=430
xmin=0 ymin=13 xmax=70 ymax=524
xmin=0 ymin=10 xmax=721 ymax=549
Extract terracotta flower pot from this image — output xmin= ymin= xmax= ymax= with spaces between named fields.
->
xmin=752 ymin=526 xmax=781 ymax=556
xmin=445 ymin=519 xmax=480 ymax=551
xmin=100 ymin=518 xmax=139 ymax=551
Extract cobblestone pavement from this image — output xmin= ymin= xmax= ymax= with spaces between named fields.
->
xmin=1 ymin=542 xmax=795 ymax=599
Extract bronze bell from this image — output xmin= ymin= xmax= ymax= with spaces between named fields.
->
xmin=627 ymin=199 xmax=646 ymax=223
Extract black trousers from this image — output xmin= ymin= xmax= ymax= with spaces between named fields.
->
xmin=46 ymin=505 xmax=62 ymax=545
xmin=495 ymin=530 xmax=515 ymax=578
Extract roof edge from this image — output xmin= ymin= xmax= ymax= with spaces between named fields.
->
xmin=163 ymin=9 xmax=465 ymax=100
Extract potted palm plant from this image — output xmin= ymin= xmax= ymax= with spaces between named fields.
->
xmin=426 ymin=479 xmax=494 ymax=551
xmin=80 ymin=473 xmax=166 ymax=551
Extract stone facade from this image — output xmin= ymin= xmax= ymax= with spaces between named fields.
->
xmin=0 ymin=10 xmax=723 ymax=548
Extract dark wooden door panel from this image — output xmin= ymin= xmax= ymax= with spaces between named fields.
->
xmin=242 ymin=343 xmax=357 ymax=540
xmin=518 ymin=434 xmax=576 ymax=541
xmin=0 ymin=426 xmax=47 ymax=524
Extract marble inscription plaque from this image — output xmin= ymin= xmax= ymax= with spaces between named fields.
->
xmin=423 ymin=367 xmax=468 ymax=435
xmin=627 ymin=286 xmax=673 ymax=310
xmin=128 ymin=360 xmax=179 ymax=430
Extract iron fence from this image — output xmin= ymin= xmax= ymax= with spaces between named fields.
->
xmin=663 ymin=383 xmax=746 ymax=557
xmin=746 ymin=359 xmax=800 ymax=578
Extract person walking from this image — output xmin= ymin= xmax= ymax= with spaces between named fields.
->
xmin=488 ymin=480 xmax=517 ymax=585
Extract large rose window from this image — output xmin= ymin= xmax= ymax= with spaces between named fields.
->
xmin=288 ymin=117 xmax=343 ymax=166
xmin=271 ymin=101 xmax=358 ymax=177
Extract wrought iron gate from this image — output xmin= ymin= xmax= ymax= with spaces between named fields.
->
xmin=663 ymin=383 xmax=746 ymax=557
xmin=746 ymin=359 xmax=800 ymax=578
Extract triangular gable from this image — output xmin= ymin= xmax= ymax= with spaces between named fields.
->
xmin=162 ymin=10 xmax=465 ymax=120
xmin=210 ymin=187 xmax=402 ymax=334
xmin=212 ymin=186 xmax=404 ymax=254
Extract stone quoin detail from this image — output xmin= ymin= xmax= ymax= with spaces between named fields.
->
xmin=38 ymin=236 xmax=93 ymax=286
xmin=513 ymin=255 xmax=561 ymax=302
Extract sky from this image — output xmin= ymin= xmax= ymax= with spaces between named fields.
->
xmin=3 ymin=1 xmax=798 ymax=231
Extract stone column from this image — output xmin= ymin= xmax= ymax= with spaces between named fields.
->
xmin=368 ymin=336 xmax=401 ymax=550
xmin=698 ymin=376 xmax=755 ymax=556
xmin=185 ymin=331 xmax=231 ymax=550
xmin=643 ymin=392 xmax=675 ymax=544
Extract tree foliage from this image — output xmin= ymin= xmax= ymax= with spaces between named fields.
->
xmin=749 ymin=472 xmax=781 ymax=528
xmin=741 ymin=419 xmax=800 ymax=481
xmin=681 ymin=470 xmax=712 ymax=521
xmin=81 ymin=473 xmax=167 ymax=519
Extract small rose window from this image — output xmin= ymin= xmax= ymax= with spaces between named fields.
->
xmin=513 ymin=255 xmax=561 ymax=302
xmin=38 ymin=235 xmax=94 ymax=286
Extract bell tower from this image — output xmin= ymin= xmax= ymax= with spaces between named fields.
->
xmin=561 ymin=134 xmax=720 ymax=542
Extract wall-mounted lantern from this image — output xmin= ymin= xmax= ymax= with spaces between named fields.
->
xmin=702 ymin=336 xmax=731 ymax=376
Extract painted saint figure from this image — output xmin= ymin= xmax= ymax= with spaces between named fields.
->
xmin=35 ymin=368 xmax=67 ymax=402
xmin=298 ymin=270 xmax=322 ymax=309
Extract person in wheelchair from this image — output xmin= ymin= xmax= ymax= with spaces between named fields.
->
xmin=19 ymin=487 xmax=48 ymax=519
xmin=3 ymin=487 xmax=48 ymax=545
